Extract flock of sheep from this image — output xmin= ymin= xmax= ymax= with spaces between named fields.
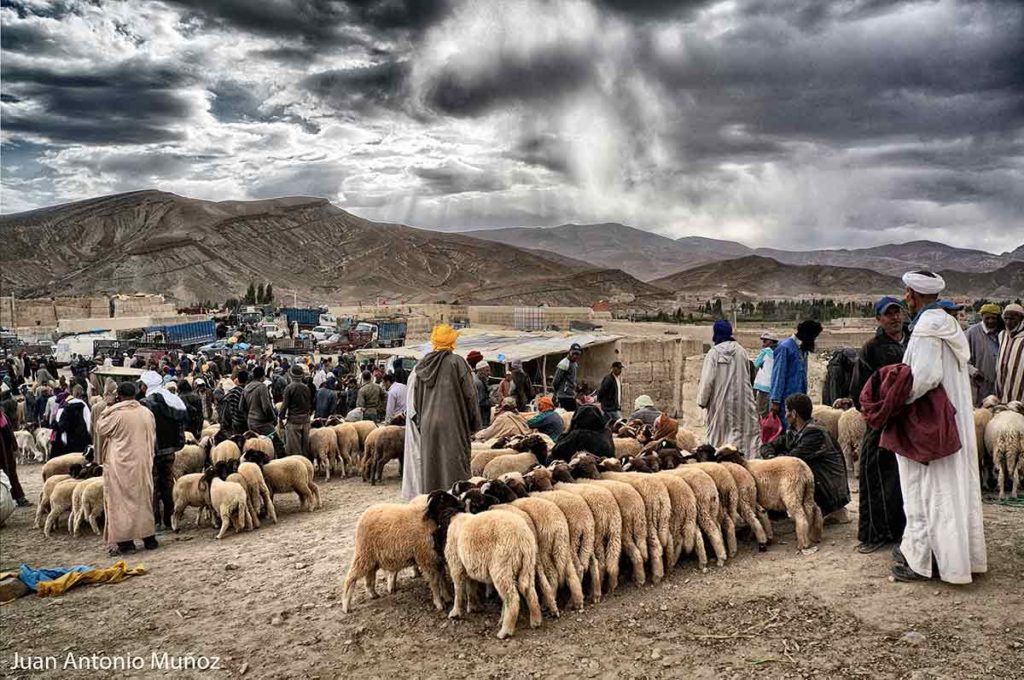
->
xmin=341 ymin=424 xmax=823 ymax=639
xmin=22 ymin=412 xmax=407 ymax=541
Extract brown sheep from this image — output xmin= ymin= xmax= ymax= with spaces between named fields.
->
xmin=201 ymin=464 xmax=252 ymax=539
xmin=366 ymin=425 xmax=405 ymax=485
xmin=241 ymin=431 xmax=275 ymax=461
xmin=309 ymin=427 xmax=343 ymax=481
xmin=71 ymin=478 xmax=105 ymax=536
xmin=210 ymin=439 xmax=242 ymax=465
xmin=545 ymin=464 xmax=623 ymax=596
xmin=35 ymin=473 xmax=71 ymax=529
xmin=652 ymin=470 xmax=704 ymax=571
xmin=676 ymin=426 xmax=699 ymax=453
xmin=237 ymin=461 xmax=277 ymax=524
xmin=688 ymin=461 xmax=740 ymax=558
xmin=664 ymin=465 xmax=729 ymax=566
xmin=330 ymin=420 xmax=361 ymax=472
xmin=426 ymin=491 xmax=543 ymax=640
xmin=171 ymin=473 xmax=212 ymax=531
xmin=242 ymin=451 xmax=321 ymax=512
xmin=715 ymin=447 xmax=823 ymax=551
xmin=613 ymin=438 xmax=643 ymax=458
xmin=43 ymin=478 xmax=81 ymax=537
xmin=351 ymin=420 xmax=378 ymax=450
xmin=718 ymin=461 xmax=770 ymax=550
xmin=173 ymin=444 xmax=207 ymax=480
xmin=811 ymin=402 xmax=850 ymax=442
xmin=470 ymin=448 xmax=517 ymax=477
xmin=41 ymin=452 xmax=87 ymax=481
xmin=568 ymin=454 xmax=649 ymax=586
xmin=597 ymin=467 xmax=672 ymax=584
xmin=837 ymin=408 xmax=867 ymax=477
xmin=530 ymin=488 xmax=599 ymax=604
xmin=483 ymin=452 xmax=539 ymax=479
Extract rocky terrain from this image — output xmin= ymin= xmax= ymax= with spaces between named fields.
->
xmin=0 ymin=191 xmax=665 ymax=307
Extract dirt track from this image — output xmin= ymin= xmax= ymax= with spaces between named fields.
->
xmin=1 ymin=462 xmax=1022 ymax=680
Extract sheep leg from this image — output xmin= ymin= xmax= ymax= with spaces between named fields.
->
xmin=624 ymin=537 xmax=646 ymax=587
xmin=34 ymin=494 xmax=49 ymax=529
xmin=536 ymin=560 xmax=559 ymax=617
xmin=415 ymin=558 xmax=450 ymax=611
xmin=583 ymin=556 xmax=599 ymax=606
xmin=261 ymin=485 xmax=278 ymax=524
xmin=722 ymin=513 xmax=738 ymax=558
xmin=309 ymin=482 xmax=322 ymax=510
xmin=647 ymin=529 xmax=664 ymax=584
xmin=43 ymin=508 xmax=60 ymax=538
xmin=216 ymin=509 xmax=231 ymax=539
xmin=447 ymin=564 xmax=467 ymax=619
xmin=171 ymin=502 xmax=186 ymax=532
xmin=604 ymin=533 xmax=621 ymax=594
xmin=1010 ymin=451 xmax=1020 ymax=498
xmin=740 ymin=502 xmax=769 ymax=550
xmin=341 ymin=559 xmax=367 ymax=613
xmin=692 ymin=529 xmax=708 ymax=571
xmin=494 ymin=572 xmax=520 ymax=640
xmin=756 ymin=507 xmax=774 ymax=543
xmin=996 ymin=454 xmax=1007 ymax=500
xmin=363 ymin=566 xmax=379 ymax=599
xmin=697 ymin=512 xmax=728 ymax=566
xmin=89 ymin=512 xmax=101 ymax=535
xmin=521 ymin=573 xmax=543 ymax=630
xmin=385 ymin=571 xmax=398 ymax=594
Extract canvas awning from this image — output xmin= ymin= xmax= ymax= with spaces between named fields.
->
xmin=354 ymin=331 xmax=620 ymax=363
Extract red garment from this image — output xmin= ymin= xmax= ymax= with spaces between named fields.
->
xmin=859 ymin=364 xmax=961 ymax=464
xmin=759 ymin=412 xmax=783 ymax=444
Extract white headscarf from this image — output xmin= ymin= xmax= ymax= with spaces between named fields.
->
xmin=141 ymin=370 xmax=186 ymax=411
xmin=902 ymin=271 xmax=945 ymax=295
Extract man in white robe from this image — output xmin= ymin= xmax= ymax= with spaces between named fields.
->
xmin=893 ymin=271 xmax=987 ymax=584
xmin=698 ymin=320 xmax=760 ymax=457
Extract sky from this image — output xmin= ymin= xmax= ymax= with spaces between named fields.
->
xmin=1 ymin=0 xmax=1022 ymax=253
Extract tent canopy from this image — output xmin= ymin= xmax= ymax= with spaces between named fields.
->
xmin=354 ymin=331 xmax=620 ymax=364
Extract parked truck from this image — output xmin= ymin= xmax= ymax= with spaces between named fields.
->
xmin=142 ymin=320 xmax=217 ymax=347
xmin=355 ymin=320 xmax=407 ymax=348
xmin=280 ymin=307 xmax=336 ymax=329
xmin=53 ymin=331 xmax=117 ymax=365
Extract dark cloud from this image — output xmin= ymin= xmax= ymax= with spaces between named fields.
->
xmin=249 ymin=161 xmax=348 ymax=199
xmin=412 ymin=162 xmax=505 ymax=195
xmin=1 ymin=58 xmax=198 ymax=145
xmin=423 ymin=47 xmax=594 ymax=116
xmin=506 ymin=132 xmax=571 ymax=175
xmin=301 ymin=61 xmax=409 ymax=111
xmin=0 ymin=0 xmax=78 ymax=19
xmin=594 ymin=0 xmax=711 ymax=19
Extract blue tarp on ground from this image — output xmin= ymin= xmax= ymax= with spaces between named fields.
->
xmin=18 ymin=564 xmax=93 ymax=591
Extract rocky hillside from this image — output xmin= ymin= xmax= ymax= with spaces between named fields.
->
xmin=0 ymin=191 xmax=666 ymax=307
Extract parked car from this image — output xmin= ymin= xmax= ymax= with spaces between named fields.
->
xmin=309 ymin=325 xmax=334 ymax=342
xmin=259 ymin=323 xmax=285 ymax=340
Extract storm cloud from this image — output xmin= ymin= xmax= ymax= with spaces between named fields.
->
xmin=1 ymin=0 xmax=1022 ymax=252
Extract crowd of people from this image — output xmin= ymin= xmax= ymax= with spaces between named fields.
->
xmin=2 ymin=271 xmax=1019 ymax=582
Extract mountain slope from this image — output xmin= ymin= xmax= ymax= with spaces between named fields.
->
xmin=463 ymin=224 xmax=1020 ymax=279
xmin=651 ymin=256 xmax=904 ymax=297
xmin=938 ymin=262 xmax=1024 ymax=298
xmin=0 ymin=191 xmax=665 ymax=307
xmin=464 ymin=223 xmax=739 ymax=281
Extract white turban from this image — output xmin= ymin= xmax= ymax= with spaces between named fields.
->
xmin=902 ymin=271 xmax=945 ymax=295
xmin=141 ymin=370 xmax=186 ymax=411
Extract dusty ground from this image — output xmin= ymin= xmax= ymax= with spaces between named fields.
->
xmin=1 ymin=462 xmax=1022 ymax=680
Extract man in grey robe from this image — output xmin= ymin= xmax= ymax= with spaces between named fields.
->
xmin=697 ymin=320 xmax=760 ymax=457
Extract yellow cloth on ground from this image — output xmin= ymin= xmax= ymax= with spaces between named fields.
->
xmin=430 ymin=324 xmax=459 ymax=352
xmin=35 ymin=561 xmax=146 ymax=597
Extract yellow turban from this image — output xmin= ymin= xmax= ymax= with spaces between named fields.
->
xmin=979 ymin=303 xmax=1002 ymax=316
xmin=430 ymin=324 xmax=459 ymax=352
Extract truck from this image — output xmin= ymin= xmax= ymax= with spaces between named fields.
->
xmin=280 ymin=307 xmax=332 ymax=329
xmin=356 ymin=320 xmax=407 ymax=348
xmin=142 ymin=320 xmax=217 ymax=347
xmin=53 ymin=331 xmax=117 ymax=365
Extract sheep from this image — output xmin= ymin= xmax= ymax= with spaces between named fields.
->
xmin=241 ymin=431 xmax=275 ymax=461
xmin=567 ymin=454 xmax=649 ymax=587
xmin=811 ymin=401 xmax=852 ymax=442
xmin=171 ymin=473 xmax=212 ymax=531
xmin=202 ymin=463 xmax=252 ymax=539
xmin=612 ymin=437 xmax=643 ymax=458
xmin=237 ymin=461 xmax=277 ymax=524
xmin=543 ymin=463 xmax=623 ymax=595
xmin=528 ymin=488 xmax=598 ymax=604
xmin=484 ymin=481 xmax=584 ymax=612
xmin=341 ymin=496 xmax=457 ymax=614
xmin=471 ymin=448 xmax=518 ymax=476
xmin=985 ymin=409 xmax=1024 ymax=499
xmin=837 ymin=408 xmax=867 ymax=478
xmin=717 ymin=461 xmax=770 ymax=551
xmin=557 ymin=409 xmax=573 ymax=430
xmin=675 ymin=426 xmax=699 ymax=454
xmin=70 ymin=478 xmax=104 ymax=536
xmin=351 ymin=420 xmax=378 ymax=450
xmin=209 ymin=439 xmax=242 ymax=465
xmin=34 ymin=427 xmax=53 ymax=461
xmin=330 ymin=420 xmax=361 ymax=471
xmin=309 ymin=426 xmax=342 ymax=481
xmin=425 ymin=490 xmax=543 ymax=639
xmin=173 ymin=444 xmax=207 ymax=480
xmin=483 ymin=453 xmax=540 ymax=479
xmin=366 ymin=425 xmax=404 ymax=485
xmin=14 ymin=430 xmax=44 ymax=464
xmin=595 ymin=466 xmax=672 ymax=584
xmin=664 ymin=465 xmax=729 ymax=567
xmin=41 ymin=452 xmax=87 ymax=481
xmin=242 ymin=451 xmax=321 ymax=512
xmin=686 ymin=460 xmax=740 ymax=558
xmin=35 ymin=474 xmax=70 ymax=529
xmin=201 ymin=423 xmax=220 ymax=439
xmin=43 ymin=478 xmax=81 ymax=537
xmin=975 ymin=404 xmax=995 ymax=483
xmin=714 ymin=447 xmax=822 ymax=551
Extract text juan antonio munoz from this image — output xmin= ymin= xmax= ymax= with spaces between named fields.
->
xmin=9 ymin=652 xmax=222 ymax=672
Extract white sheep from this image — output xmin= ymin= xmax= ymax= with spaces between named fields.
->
xmin=71 ymin=478 xmax=104 ymax=536
xmin=14 ymin=430 xmax=44 ymax=464
xmin=985 ymin=409 xmax=1024 ymax=499
xmin=837 ymin=408 xmax=867 ymax=478
xmin=202 ymin=466 xmax=251 ymax=539
xmin=171 ymin=473 xmax=212 ymax=531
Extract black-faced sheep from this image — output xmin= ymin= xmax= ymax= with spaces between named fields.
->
xmin=42 ymin=452 xmax=87 ymax=481
xmin=527 ymin=487 xmax=597 ymax=604
xmin=35 ymin=473 xmax=70 ymax=529
xmin=171 ymin=473 xmax=212 ymax=531
xmin=70 ymin=477 xmax=104 ymax=536
xmin=43 ymin=478 xmax=81 ymax=537
xmin=567 ymin=454 xmax=649 ymax=587
xmin=340 ymin=495 xmax=455 ymax=613
xmin=714 ymin=447 xmax=822 ymax=551
xmin=483 ymin=453 xmax=540 ymax=479
xmin=241 ymin=431 xmax=275 ymax=461
xmin=173 ymin=444 xmax=207 ymax=480
xmin=593 ymin=462 xmax=671 ymax=584
xmin=201 ymin=463 xmax=252 ymax=539
xmin=425 ymin=490 xmax=543 ymax=639
xmin=663 ymin=465 xmax=729 ymax=567
xmin=209 ymin=438 xmax=243 ymax=466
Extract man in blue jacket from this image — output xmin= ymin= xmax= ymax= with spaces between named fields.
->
xmin=769 ymin=319 xmax=823 ymax=431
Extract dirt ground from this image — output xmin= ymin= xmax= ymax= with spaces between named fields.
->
xmin=1 ymin=462 xmax=1022 ymax=680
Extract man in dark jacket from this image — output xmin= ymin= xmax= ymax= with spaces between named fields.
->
xmin=760 ymin=393 xmax=850 ymax=528
xmin=508 ymin=360 xmax=534 ymax=412
xmin=473 ymin=363 xmax=491 ymax=428
xmin=848 ymin=296 xmax=907 ymax=554
xmin=549 ymin=403 xmax=613 ymax=463
xmin=595 ymin=362 xmax=624 ymax=420
xmin=281 ymin=365 xmax=313 ymax=459
xmin=58 ymin=386 xmax=92 ymax=454
xmin=237 ymin=367 xmax=276 ymax=436
xmin=177 ymin=380 xmax=204 ymax=439
xmin=552 ymin=343 xmax=582 ymax=411
xmin=216 ymin=375 xmax=244 ymax=437
xmin=141 ymin=371 xmax=188 ymax=538
xmin=356 ymin=371 xmax=386 ymax=423
xmin=315 ymin=376 xmax=339 ymax=419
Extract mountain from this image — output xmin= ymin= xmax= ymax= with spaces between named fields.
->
xmin=939 ymin=261 xmax=1024 ymax=299
xmin=464 ymin=223 xmax=741 ymax=281
xmin=0 ymin=191 xmax=666 ymax=307
xmin=650 ymin=256 xmax=901 ymax=298
xmin=462 ymin=223 xmax=1022 ymax=280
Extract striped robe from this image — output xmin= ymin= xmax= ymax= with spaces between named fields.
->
xmin=697 ymin=340 xmax=760 ymax=457
xmin=995 ymin=326 xmax=1024 ymax=404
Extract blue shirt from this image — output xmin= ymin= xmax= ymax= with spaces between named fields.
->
xmin=769 ymin=336 xmax=807 ymax=430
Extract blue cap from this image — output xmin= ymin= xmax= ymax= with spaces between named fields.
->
xmin=873 ymin=296 xmax=903 ymax=316
xmin=937 ymin=299 xmax=963 ymax=311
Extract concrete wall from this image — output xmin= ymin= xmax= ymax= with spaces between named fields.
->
xmin=57 ymin=313 xmax=210 ymax=334
xmin=111 ymin=294 xmax=177 ymax=317
xmin=1 ymin=296 xmax=107 ymax=328
xmin=469 ymin=306 xmax=593 ymax=328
